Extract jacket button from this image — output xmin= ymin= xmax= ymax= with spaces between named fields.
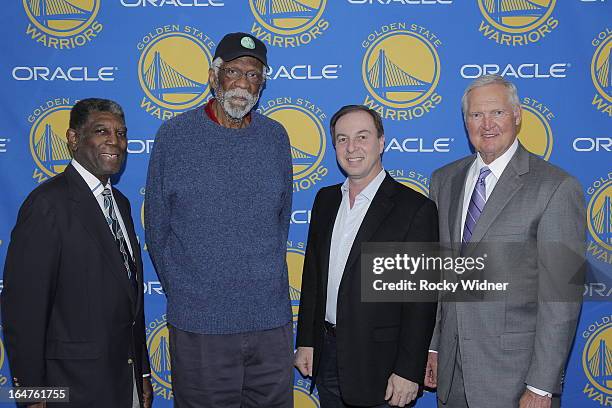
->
xmin=128 ymin=358 xmax=133 ymax=365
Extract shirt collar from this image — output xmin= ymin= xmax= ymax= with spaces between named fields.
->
xmin=475 ymin=138 xmax=518 ymax=180
xmin=71 ymin=159 xmax=111 ymax=197
xmin=340 ymin=168 xmax=386 ymax=202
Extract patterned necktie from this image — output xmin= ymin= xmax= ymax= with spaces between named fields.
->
xmin=102 ymin=188 xmax=137 ymax=293
xmin=462 ymin=167 xmax=492 ymax=245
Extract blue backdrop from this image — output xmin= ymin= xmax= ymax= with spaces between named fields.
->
xmin=0 ymin=1 xmax=610 ymax=407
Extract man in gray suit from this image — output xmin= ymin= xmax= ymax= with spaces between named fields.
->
xmin=424 ymin=75 xmax=585 ymax=408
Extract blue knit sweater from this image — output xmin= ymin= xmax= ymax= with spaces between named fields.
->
xmin=145 ymin=106 xmax=293 ymax=334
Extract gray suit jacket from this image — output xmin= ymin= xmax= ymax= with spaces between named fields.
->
xmin=429 ymin=144 xmax=585 ymax=407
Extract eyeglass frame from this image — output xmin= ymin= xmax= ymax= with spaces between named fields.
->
xmin=218 ymin=66 xmax=265 ymax=85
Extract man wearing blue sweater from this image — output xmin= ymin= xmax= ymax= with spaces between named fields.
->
xmin=145 ymin=32 xmax=293 ymax=408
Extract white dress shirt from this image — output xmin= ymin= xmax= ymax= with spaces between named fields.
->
xmin=325 ymin=169 xmax=386 ymax=325
xmin=460 ymin=139 xmax=518 ymax=239
xmin=72 ymin=160 xmax=148 ymax=385
xmin=71 ymin=159 xmax=134 ymax=257
xmin=457 ymin=140 xmax=551 ymax=397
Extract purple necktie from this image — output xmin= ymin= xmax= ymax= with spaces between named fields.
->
xmin=462 ymin=167 xmax=492 ymax=245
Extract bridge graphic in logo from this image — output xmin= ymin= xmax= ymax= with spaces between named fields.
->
xmin=480 ymin=0 xmax=554 ymax=30
xmin=595 ymin=46 xmax=611 ymax=97
xmin=250 ymin=0 xmax=325 ymax=35
xmin=148 ymin=323 xmax=172 ymax=389
xmin=590 ymin=193 xmax=612 ymax=250
xmin=291 ymin=145 xmax=316 ymax=168
xmin=583 ymin=321 xmax=612 ymax=394
xmin=254 ymin=0 xmax=317 ymax=27
xmin=289 ymin=283 xmax=301 ymax=313
xmin=142 ymin=51 xmax=207 ymax=103
xmin=35 ymin=124 xmax=71 ymax=170
xmin=367 ymin=49 xmax=431 ymax=100
xmin=24 ymin=0 xmax=96 ymax=33
xmin=586 ymin=338 xmax=612 ymax=389
xmin=150 ymin=334 xmax=171 ymax=382
xmin=29 ymin=105 xmax=72 ymax=177
xmin=484 ymin=0 xmax=546 ymax=21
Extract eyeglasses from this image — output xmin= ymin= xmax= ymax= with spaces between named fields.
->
xmin=219 ymin=67 xmax=265 ymax=85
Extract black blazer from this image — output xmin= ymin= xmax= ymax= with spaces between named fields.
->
xmin=1 ymin=164 xmax=150 ymax=408
xmin=296 ymin=173 xmax=438 ymax=406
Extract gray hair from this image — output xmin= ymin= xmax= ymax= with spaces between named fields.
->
xmin=461 ymin=74 xmax=520 ymax=119
xmin=69 ymin=98 xmax=124 ymax=130
xmin=211 ymin=57 xmax=223 ymax=76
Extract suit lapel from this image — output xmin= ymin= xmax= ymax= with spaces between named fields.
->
xmin=342 ymin=174 xmax=396 ymax=277
xmin=115 ymin=195 xmax=142 ymax=313
xmin=65 ymin=165 xmax=137 ymax=305
xmin=465 ymin=145 xmax=529 ymax=254
xmin=449 ymin=159 xmax=473 ymax=253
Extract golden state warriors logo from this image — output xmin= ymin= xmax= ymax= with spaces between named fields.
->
xmin=590 ymin=29 xmax=612 ymax=117
xmin=586 ymin=174 xmax=612 ymax=265
xmin=249 ymin=0 xmax=329 ymax=47
xmin=361 ymin=23 xmax=443 ymax=121
xmin=582 ymin=316 xmax=612 ymax=404
xmin=22 ymin=0 xmax=102 ymax=49
xmin=477 ymin=0 xmax=558 ymax=46
xmin=28 ymin=98 xmax=74 ymax=184
xmin=146 ymin=315 xmax=173 ymax=400
xmin=137 ymin=25 xmax=214 ymax=121
xmin=259 ymin=98 xmax=328 ymax=192
xmin=389 ymin=169 xmax=429 ymax=196
xmin=518 ymin=97 xmax=553 ymax=160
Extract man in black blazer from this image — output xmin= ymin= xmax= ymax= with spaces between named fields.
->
xmin=1 ymin=98 xmax=152 ymax=408
xmin=295 ymin=105 xmax=438 ymax=407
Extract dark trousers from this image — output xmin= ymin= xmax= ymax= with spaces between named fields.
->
xmin=168 ymin=323 xmax=294 ymax=408
xmin=317 ymin=330 xmax=391 ymax=408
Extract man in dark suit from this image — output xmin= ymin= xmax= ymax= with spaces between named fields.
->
xmin=295 ymin=105 xmax=438 ymax=407
xmin=1 ymin=98 xmax=152 ymax=408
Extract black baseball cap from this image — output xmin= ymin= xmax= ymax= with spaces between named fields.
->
xmin=213 ymin=32 xmax=268 ymax=66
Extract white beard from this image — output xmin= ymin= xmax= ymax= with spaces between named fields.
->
xmin=216 ymin=87 xmax=260 ymax=120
